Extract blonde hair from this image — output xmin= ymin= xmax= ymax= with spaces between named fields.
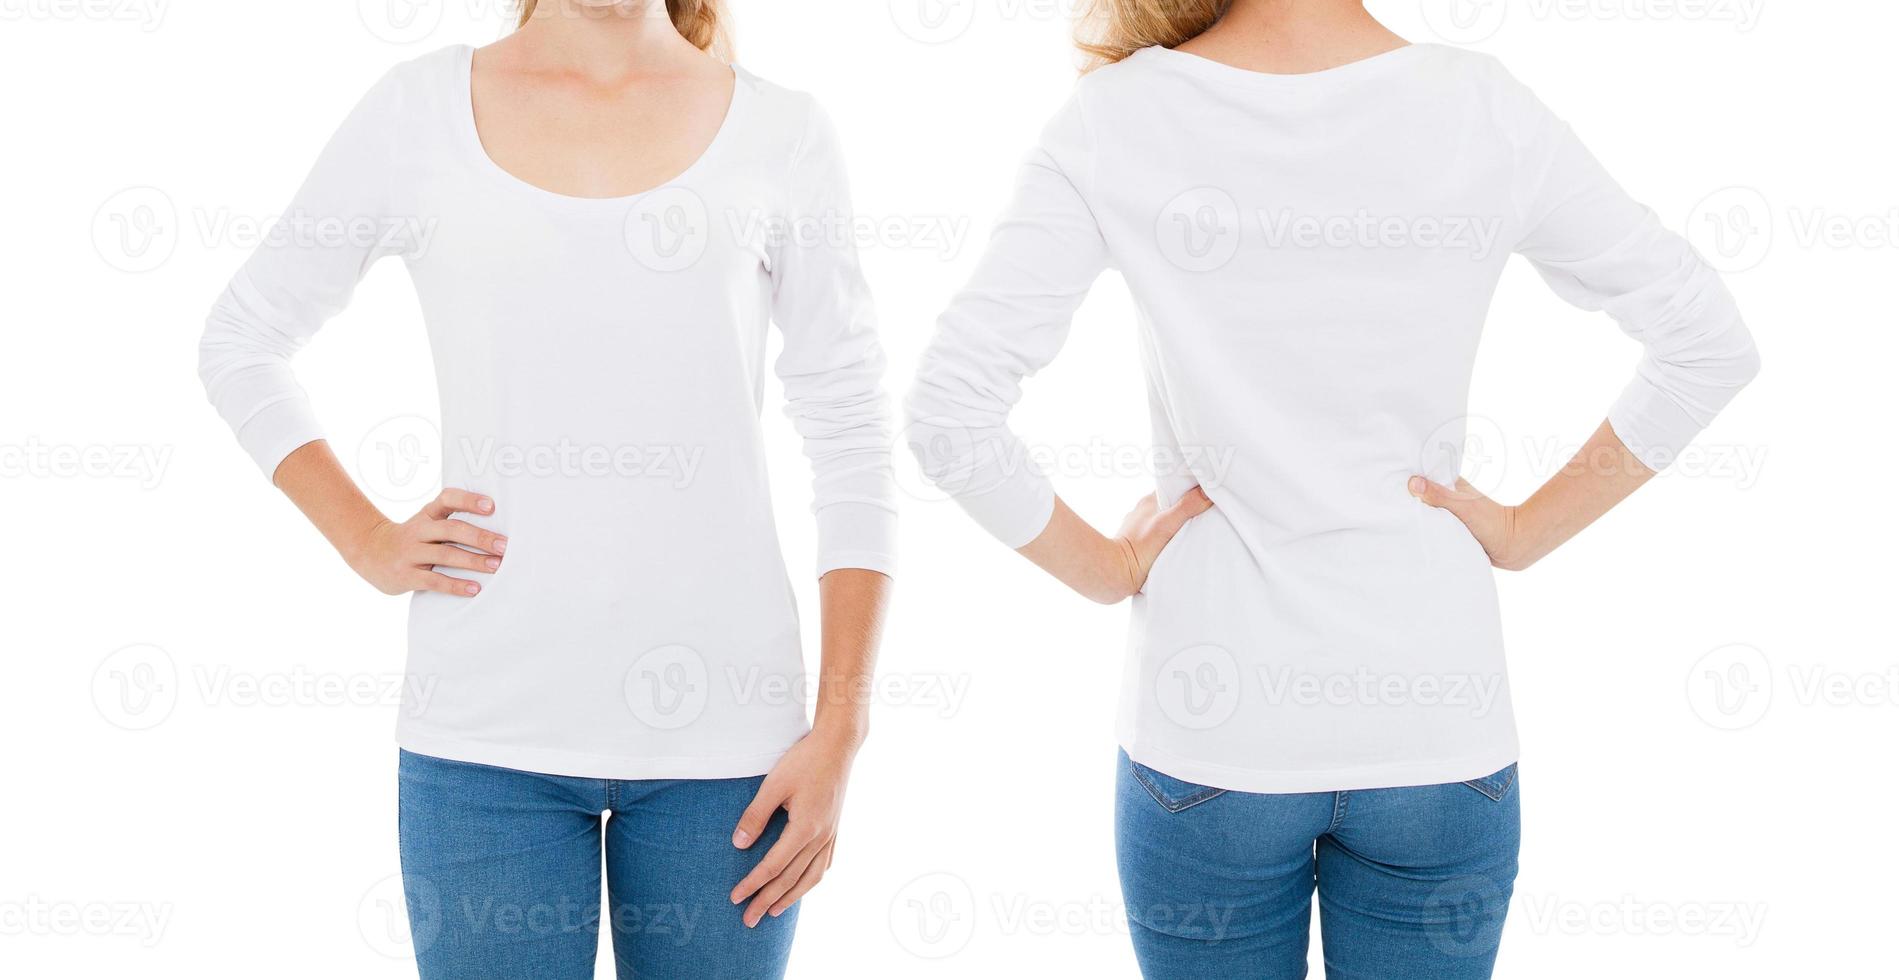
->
xmin=1075 ymin=0 xmax=1231 ymax=71
xmin=516 ymin=1 xmax=732 ymax=60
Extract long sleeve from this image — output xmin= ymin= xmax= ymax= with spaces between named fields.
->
xmin=904 ymin=97 xmax=1111 ymax=548
xmin=770 ymin=98 xmax=900 ymax=578
xmin=1500 ymin=66 xmax=1761 ymax=471
xmin=198 ymin=67 xmax=413 ymax=480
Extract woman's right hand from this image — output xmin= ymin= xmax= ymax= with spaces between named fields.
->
xmin=343 ymin=488 xmax=507 ymax=597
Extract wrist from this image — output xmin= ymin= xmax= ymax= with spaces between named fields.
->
xmin=336 ymin=515 xmax=393 ymax=567
xmin=1094 ymin=533 xmax=1139 ymax=604
xmin=811 ymin=712 xmax=869 ymax=752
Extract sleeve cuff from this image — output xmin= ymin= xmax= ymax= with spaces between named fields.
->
xmin=815 ymin=500 xmax=898 ymax=579
xmin=1606 ymin=376 xmax=1703 ymax=473
xmin=950 ymin=472 xmax=1056 ymax=550
xmin=235 ymin=396 xmax=325 ymax=482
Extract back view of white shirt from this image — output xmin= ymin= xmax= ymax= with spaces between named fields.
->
xmin=907 ymin=43 xmax=1759 ymax=792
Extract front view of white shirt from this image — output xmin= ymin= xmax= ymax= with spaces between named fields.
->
xmin=200 ymin=47 xmax=898 ymax=779
xmin=908 ymin=44 xmax=1759 ymax=792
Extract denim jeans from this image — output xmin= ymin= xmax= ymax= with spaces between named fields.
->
xmin=397 ymin=750 xmax=796 ymax=980
xmin=1115 ymin=750 xmax=1520 ymax=979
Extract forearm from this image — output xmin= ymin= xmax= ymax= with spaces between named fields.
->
xmin=1016 ymin=496 xmax=1135 ymax=604
xmin=272 ymin=439 xmax=388 ymax=563
xmin=810 ymin=567 xmax=892 ymax=745
xmin=1509 ymin=419 xmax=1655 ymax=568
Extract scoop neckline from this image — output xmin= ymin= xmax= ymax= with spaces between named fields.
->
xmin=453 ymin=44 xmax=746 ymax=207
xmin=1138 ymin=41 xmax=1433 ymax=85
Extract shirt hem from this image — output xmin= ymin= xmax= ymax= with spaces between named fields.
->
xmin=395 ymin=728 xmax=802 ymax=781
xmin=1119 ymin=738 xmax=1521 ymax=794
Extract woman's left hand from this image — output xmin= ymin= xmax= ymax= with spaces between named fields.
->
xmin=1408 ymin=476 xmax=1533 ymax=571
xmin=729 ymin=726 xmax=860 ymax=927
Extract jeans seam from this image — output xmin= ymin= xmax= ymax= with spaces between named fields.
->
xmin=1130 ymin=759 xmax=1227 ymax=813
xmin=1328 ymin=790 xmax=1348 ymax=833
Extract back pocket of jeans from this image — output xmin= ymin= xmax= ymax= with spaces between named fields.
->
xmin=1460 ymin=763 xmax=1519 ymax=802
xmin=1129 ymin=758 xmax=1228 ymax=813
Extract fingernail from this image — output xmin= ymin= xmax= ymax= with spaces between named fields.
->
xmin=770 ymin=908 xmax=784 ymax=918
xmin=464 ymin=582 xmax=480 ymax=595
xmin=494 ymin=537 xmax=508 ymax=554
xmin=485 ymin=557 xmax=501 ymax=570
xmin=1407 ymin=477 xmax=1426 ymax=497
xmin=733 ymin=830 xmax=752 ymax=848
xmin=479 ymin=497 xmax=494 ymax=512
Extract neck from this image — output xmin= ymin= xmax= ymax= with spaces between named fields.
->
xmin=519 ymin=0 xmax=693 ymax=78
xmin=1198 ymin=0 xmax=1406 ymax=69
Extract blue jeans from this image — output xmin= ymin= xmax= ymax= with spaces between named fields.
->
xmin=397 ymin=751 xmax=796 ymax=979
xmin=1115 ymin=751 xmax=1519 ymax=979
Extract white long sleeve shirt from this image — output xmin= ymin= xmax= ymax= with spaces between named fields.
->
xmin=200 ymin=46 xmax=897 ymax=779
xmin=907 ymin=44 xmax=1759 ymax=793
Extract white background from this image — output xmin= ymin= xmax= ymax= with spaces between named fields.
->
xmin=2 ymin=0 xmax=1892 ymax=977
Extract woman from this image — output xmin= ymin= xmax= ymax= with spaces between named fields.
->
xmin=906 ymin=1 xmax=1758 ymax=977
xmin=198 ymin=2 xmax=896 ymax=977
